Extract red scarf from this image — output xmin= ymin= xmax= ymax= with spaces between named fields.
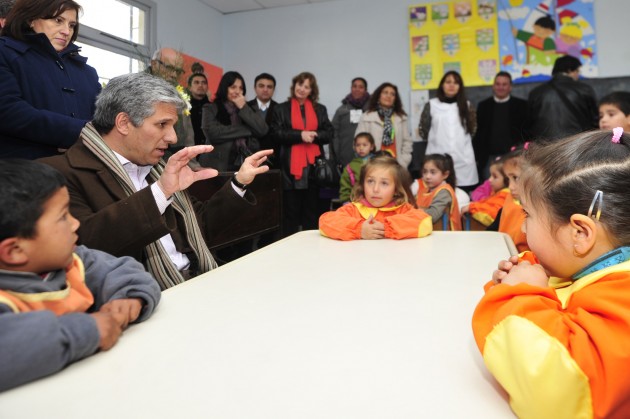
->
xmin=290 ymin=98 xmax=320 ymax=180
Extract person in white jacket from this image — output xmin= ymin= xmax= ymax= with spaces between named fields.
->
xmin=419 ymin=71 xmax=478 ymax=189
xmin=355 ymin=82 xmax=413 ymax=169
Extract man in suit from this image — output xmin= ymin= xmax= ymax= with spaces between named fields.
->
xmin=188 ymin=72 xmax=210 ymax=146
xmin=41 ymin=73 xmax=272 ymax=289
xmin=247 ymin=73 xmax=279 ymax=166
xmin=473 ymin=71 xmax=528 ymax=178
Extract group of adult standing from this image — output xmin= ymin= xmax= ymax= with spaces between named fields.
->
xmin=424 ymin=55 xmax=598 ymax=188
xmin=199 ymin=69 xmax=421 ymax=237
xmin=0 ymin=0 xmax=601 ymax=242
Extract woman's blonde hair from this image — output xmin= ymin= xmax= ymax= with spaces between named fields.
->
xmin=351 ymin=155 xmax=415 ymax=207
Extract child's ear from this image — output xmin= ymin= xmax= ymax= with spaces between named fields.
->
xmin=443 ymin=170 xmax=450 ymax=179
xmin=569 ymin=214 xmax=597 ymax=256
xmin=0 ymin=238 xmax=28 ymax=266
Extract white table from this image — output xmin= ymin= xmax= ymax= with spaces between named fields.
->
xmin=0 ymin=231 xmax=515 ymax=418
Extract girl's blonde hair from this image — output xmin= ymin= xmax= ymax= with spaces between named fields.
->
xmin=351 ymin=155 xmax=415 ymax=207
xmin=521 ymin=130 xmax=630 ymax=246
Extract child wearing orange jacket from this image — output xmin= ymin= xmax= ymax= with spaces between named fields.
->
xmin=472 ymin=129 xmax=630 ymax=419
xmin=319 ymin=155 xmax=432 ymax=240
xmin=461 ymin=158 xmax=509 ymax=226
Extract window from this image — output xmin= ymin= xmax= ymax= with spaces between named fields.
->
xmin=76 ymin=0 xmax=156 ymax=81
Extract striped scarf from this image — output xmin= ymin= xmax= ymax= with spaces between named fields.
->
xmin=81 ymin=123 xmax=217 ymax=290
xmin=377 ymin=106 xmax=394 ymax=146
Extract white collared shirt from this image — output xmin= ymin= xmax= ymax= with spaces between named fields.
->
xmin=493 ymin=95 xmax=511 ymax=104
xmin=257 ymin=98 xmax=271 ymax=112
xmin=113 ymin=151 xmax=190 ymax=271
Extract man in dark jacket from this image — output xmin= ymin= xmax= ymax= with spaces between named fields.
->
xmin=473 ymin=71 xmax=527 ymax=178
xmin=41 ymin=73 xmax=272 ymax=289
xmin=188 ymin=72 xmax=210 ymax=146
xmin=527 ymin=55 xmax=598 ymax=141
xmin=247 ymin=73 xmax=278 ymax=166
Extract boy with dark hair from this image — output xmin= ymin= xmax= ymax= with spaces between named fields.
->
xmin=0 ymin=159 xmax=161 ymax=392
xmin=598 ymin=91 xmax=630 ymax=131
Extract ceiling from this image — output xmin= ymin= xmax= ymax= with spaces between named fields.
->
xmin=198 ymin=0 xmax=341 ymax=14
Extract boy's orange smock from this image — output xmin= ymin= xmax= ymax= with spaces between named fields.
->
xmin=415 ymin=180 xmax=461 ymax=230
xmin=472 ymin=251 xmax=630 ymax=419
xmin=468 ymin=188 xmax=509 ymax=227
xmin=498 ymin=193 xmax=528 ymax=252
xmin=319 ymin=201 xmax=432 ymax=240
xmin=0 ymin=254 xmax=93 ymax=314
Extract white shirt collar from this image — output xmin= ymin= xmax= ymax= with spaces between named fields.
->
xmin=493 ymin=95 xmax=511 ymax=103
xmin=113 ymin=151 xmax=153 ymax=191
xmin=257 ymin=98 xmax=271 ymax=110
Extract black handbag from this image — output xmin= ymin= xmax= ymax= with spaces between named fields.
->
xmin=311 ymin=156 xmax=341 ymax=188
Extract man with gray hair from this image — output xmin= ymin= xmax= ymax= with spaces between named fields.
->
xmin=41 ymin=73 xmax=272 ymax=289
xmin=0 ymin=0 xmax=14 ymax=28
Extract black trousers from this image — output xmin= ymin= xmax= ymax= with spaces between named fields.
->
xmin=282 ymin=186 xmax=320 ymax=237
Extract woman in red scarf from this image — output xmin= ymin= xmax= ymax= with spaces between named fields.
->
xmin=270 ymin=72 xmax=334 ymax=237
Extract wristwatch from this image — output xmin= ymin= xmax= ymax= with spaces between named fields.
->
xmin=231 ymin=172 xmax=248 ymax=190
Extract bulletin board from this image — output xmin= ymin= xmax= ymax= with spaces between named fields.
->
xmin=409 ymin=1 xmax=500 ymax=90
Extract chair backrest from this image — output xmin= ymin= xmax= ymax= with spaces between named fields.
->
xmin=187 ymin=169 xmax=282 ymax=250
xmin=433 ymin=212 xmax=451 ymax=231
xmin=462 ymin=213 xmax=487 ymax=231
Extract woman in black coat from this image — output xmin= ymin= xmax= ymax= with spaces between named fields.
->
xmin=271 ymin=71 xmax=333 ymax=237
xmin=200 ymin=71 xmax=267 ymax=172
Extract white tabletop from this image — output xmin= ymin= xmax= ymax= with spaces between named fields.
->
xmin=0 ymin=231 xmax=514 ymax=418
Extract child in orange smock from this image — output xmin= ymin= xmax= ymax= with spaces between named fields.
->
xmin=461 ymin=158 xmax=509 ymax=226
xmin=319 ymin=155 xmax=432 ymax=240
xmin=472 ymin=128 xmax=630 ymax=419
xmin=412 ymin=153 xmax=461 ymax=230
xmin=486 ymin=148 xmax=528 ymax=252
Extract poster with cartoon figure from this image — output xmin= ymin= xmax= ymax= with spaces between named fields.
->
xmin=409 ymin=1 xmax=500 ymax=90
xmin=498 ymin=0 xmax=597 ymax=83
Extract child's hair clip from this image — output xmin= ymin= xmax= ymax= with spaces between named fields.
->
xmin=524 ymin=142 xmax=530 ymax=150
xmin=510 ymin=145 xmax=516 ymax=152
xmin=612 ymin=127 xmax=623 ymax=144
xmin=587 ymin=190 xmax=603 ymax=221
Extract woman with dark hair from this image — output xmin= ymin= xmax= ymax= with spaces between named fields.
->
xmin=270 ymin=71 xmax=334 ymax=237
xmin=355 ymin=82 xmax=413 ymax=169
xmin=419 ymin=71 xmax=478 ymax=189
xmin=0 ymin=0 xmax=100 ymax=159
xmin=330 ymin=77 xmax=370 ymax=168
xmin=200 ymin=70 xmax=267 ymax=172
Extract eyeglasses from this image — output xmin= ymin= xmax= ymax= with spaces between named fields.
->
xmin=155 ymin=60 xmax=184 ymax=75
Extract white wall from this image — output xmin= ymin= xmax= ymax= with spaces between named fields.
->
xmin=152 ymin=0 xmax=629 ymax=116
xmin=223 ymin=0 xmax=412 ymax=115
xmin=152 ymin=0 xmax=224 ymax=63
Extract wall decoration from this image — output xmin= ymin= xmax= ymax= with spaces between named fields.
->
xmin=409 ymin=1 xmax=500 ymax=90
xmin=497 ymin=0 xmax=597 ymax=83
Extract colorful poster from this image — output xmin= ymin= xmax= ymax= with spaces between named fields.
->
xmin=497 ymin=0 xmax=597 ymax=83
xmin=409 ymin=1 xmax=500 ymax=90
